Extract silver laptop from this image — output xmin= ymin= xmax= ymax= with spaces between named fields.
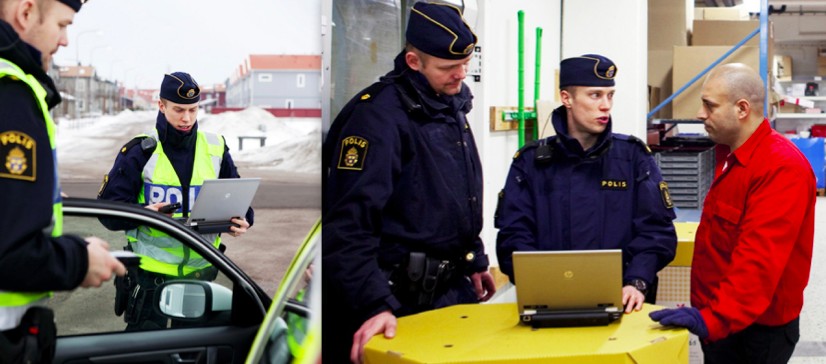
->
xmin=185 ymin=178 xmax=260 ymax=233
xmin=513 ymin=249 xmax=623 ymax=327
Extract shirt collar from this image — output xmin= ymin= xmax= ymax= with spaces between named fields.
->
xmin=730 ymin=119 xmax=771 ymax=167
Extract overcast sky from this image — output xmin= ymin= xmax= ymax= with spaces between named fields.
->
xmin=53 ymin=0 xmax=322 ymax=89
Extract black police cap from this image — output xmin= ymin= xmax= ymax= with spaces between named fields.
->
xmin=406 ymin=2 xmax=477 ymax=60
xmin=160 ymin=72 xmax=200 ymax=104
xmin=559 ymin=54 xmax=617 ymax=88
xmin=57 ymin=0 xmax=87 ymax=12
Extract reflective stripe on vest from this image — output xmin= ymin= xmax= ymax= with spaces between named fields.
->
xmin=0 ymin=58 xmax=59 ymax=309
xmin=125 ymin=128 xmax=224 ymax=277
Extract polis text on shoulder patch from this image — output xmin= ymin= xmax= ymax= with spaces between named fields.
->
xmin=337 ymin=136 xmax=368 ymax=171
xmin=601 ymin=179 xmax=628 ymax=190
xmin=659 ymin=181 xmax=674 ymax=209
xmin=0 ymin=131 xmax=36 ymax=181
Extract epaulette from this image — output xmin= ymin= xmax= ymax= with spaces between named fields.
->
xmin=119 ymin=136 xmax=157 ymax=155
xmin=512 ymin=139 xmax=540 ymax=160
xmin=356 ymin=80 xmax=393 ymax=103
xmin=626 ymin=135 xmax=652 ymax=155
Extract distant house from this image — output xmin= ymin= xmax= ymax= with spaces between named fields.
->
xmin=199 ymin=83 xmax=227 ymax=113
xmin=55 ymin=65 xmax=119 ymax=118
xmin=225 ymin=54 xmax=321 ymax=113
xmin=121 ymin=88 xmax=158 ymax=110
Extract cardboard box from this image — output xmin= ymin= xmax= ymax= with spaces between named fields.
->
xmin=649 ymin=50 xmax=675 ymax=118
xmin=692 ymin=20 xmax=771 ymax=47
xmin=672 ymin=46 xmax=762 ymax=119
xmin=691 ymin=20 xmax=774 ymax=69
xmin=774 ymin=55 xmax=792 ymax=81
xmin=697 ymin=6 xmax=749 ymax=20
xmin=818 ymin=48 xmax=826 ymax=77
xmin=649 ymin=0 xmax=689 ymax=51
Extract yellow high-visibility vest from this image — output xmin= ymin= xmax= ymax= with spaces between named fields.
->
xmin=126 ymin=128 xmax=224 ymax=277
xmin=0 ymin=58 xmax=60 ymax=307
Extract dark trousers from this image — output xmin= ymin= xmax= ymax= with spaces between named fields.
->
xmin=701 ymin=317 xmax=800 ymax=364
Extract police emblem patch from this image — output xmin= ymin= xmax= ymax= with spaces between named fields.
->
xmin=0 ymin=131 xmax=35 ymax=181
xmin=601 ymin=179 xmax=628 ymax=190
xmin=606 ymin=65 xmax=616 ymax=78
xmin=186 ymin=89 xmax=195 ymax=98
xmin=659 ymin=181 xmax=674 ymax=209
xmin=337 ymin=136 xmax=368 ymax=171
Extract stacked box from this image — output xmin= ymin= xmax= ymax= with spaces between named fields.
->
xmin=655 ymin=148 xmax=715 ymax=209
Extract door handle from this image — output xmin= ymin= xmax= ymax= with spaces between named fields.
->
xmin=171 ymin=351 xmax=201 ymax=364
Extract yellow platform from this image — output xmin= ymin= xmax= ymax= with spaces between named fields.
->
xmin=671 ymin=222 xmax=699 ymax=267
xmin=365 ymin=303 xmax=689 ymax=364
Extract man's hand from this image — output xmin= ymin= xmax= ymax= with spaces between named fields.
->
xmin=649 ymin=307 xmax=709 ymax=339
xmin=350 ymin=310 xmax=396 ymax=364
xmin=228 ymin=217 xmax=249 ymax=237
xmin=622 ymin=285 xmax=645 ymax=313
xmin=81 ymin=237 xmax=126 ymax=288
xmin=145 ymin=202 xmax=168 ymax=214
xmin=471 ymin=271 xmax=496 ymax=302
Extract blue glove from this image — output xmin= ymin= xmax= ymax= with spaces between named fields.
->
xmin=649 ymin=307 xmax=709 ymax=339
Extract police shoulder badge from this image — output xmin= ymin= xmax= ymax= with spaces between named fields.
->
xmin=0 ymin=131 xmax=35 ymax=181
xmin=337 ymin=136 xmax=369 ymax=171
xmin=659 ymin=181 xmax=674 ymax=209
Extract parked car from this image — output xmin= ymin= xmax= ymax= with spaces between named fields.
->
xmin=48 ymin=198 xmax=319 ymax=364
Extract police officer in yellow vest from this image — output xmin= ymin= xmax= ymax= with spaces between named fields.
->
xmin=98 ymin=72 xmax=253 ymax=330
xmin=0 ymin=0 xmax=127 ymax=361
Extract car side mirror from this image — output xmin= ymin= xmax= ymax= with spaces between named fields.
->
xmin=155 ymin=280 xmax=232 ymax=320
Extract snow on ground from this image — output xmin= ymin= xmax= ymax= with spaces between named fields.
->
xmin=55 ymin=107 xmax=321 ymax=178
xmin=199 ymin=107 xmax=321 ymax=174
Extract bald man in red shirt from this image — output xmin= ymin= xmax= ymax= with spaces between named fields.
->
xmin=650 ymin=63 xmax=816 ymax=364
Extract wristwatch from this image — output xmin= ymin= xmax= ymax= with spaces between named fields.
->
xmin=625 ymin=279 xmax=648 ymax=295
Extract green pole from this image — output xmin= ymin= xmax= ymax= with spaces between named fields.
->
xmin=518 ymin=10 xmax=525 ymax=147
xmin=534 ymin=27 xmax=543 ymax=140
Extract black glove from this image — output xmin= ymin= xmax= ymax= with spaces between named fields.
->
xmin=649 ymin=307 xmax=709 ymax=339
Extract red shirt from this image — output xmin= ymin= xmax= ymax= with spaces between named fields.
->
xmin=692 ymin=120 xmax=816 ymax=342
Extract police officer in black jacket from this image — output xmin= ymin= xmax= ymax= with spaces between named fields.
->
xmin=322 ymin=3 xmax=495 ymax=363
xmin=0 ymin=0 xmax=126 ymax=362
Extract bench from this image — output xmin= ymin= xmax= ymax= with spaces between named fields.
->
xmin=237 ymin=136 xmax=267 ymax=151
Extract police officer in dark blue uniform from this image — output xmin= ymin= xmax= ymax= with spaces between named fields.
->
xmin=322 ymin=3 xmax=495 ymax=363
xmin=495 ymin=54 xmax=677 ymax=313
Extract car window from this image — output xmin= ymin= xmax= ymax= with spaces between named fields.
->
xmin=48 ymin=213 xmax=235 ymax=336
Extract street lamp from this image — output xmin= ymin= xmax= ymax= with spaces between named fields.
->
xmin=87 ymin=45 xmax=110 ymax=116
xmin=74 ymin=29 xmax=101 ymax=65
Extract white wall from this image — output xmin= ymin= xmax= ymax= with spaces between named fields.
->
xmin=562 ymin=0 xmax=648 ymax=139
xmin=469 ymin=0 xmax=648 ymax=268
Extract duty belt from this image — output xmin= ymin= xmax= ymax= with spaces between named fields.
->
xmin=387 ymin=252 xmax=459 ymax=308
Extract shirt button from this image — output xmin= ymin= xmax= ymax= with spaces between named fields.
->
xmin=469 ymin=196 xmax=478 ymax=203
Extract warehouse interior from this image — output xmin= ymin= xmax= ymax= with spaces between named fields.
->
xmin=325 ymin=1 xmax=826 ymax=362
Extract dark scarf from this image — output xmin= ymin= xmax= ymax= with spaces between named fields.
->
xmin=155 ymin=111 xmax=197 ymax=192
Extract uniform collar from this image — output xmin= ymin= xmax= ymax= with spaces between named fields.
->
xmin=156 ymin=111 xmax=198 ymax=149
xmin=729 ymin=119 xmax=771 ymax=168
xmin=551 ymin=105 xmax=612 ymax=158
xmin=391 ymin=50 xmax=472 ymax=118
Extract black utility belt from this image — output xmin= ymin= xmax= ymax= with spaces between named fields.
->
xmin=386 ymin=252 xmax=461 ymax=307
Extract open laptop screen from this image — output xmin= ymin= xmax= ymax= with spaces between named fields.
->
xmin=513 ymin=249 xmax=623 ymax=312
